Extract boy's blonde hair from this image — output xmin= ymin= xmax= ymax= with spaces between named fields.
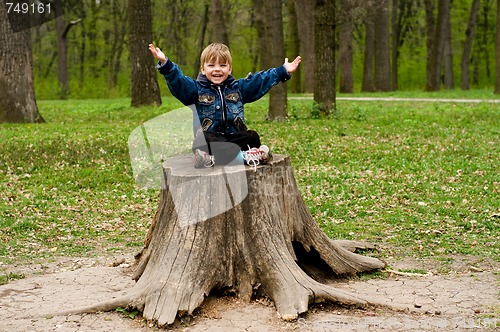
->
xmin=200 ymin=43 xmax=232 ymax=67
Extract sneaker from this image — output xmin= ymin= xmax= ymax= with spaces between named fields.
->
xmin=242 ymin=145 xmax=273 ymax=168
xmin=258 ymin=145 xmax=273 ymax=164
xmin=193 ymin=149 xmax=215 ymax=168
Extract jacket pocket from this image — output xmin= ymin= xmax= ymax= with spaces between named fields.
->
xmin=233 ymin=116 xmax=248 ymax=131
xmin=198 ymin=94 xmax=216 ymax=116
xmin=201 ymin=118 xmax=213 ymax=131
xmin=226 ymin=93 xmax=243 ymax=116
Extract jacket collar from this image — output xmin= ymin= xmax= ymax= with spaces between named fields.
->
xmin=197 ymin=73 xmax=236 ymax=87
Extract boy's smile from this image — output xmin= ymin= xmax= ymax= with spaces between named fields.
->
xmin=202 ymin=58 xmax=232 ymax=85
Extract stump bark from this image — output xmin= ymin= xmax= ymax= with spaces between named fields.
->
xmin=54 ymin=154 xmax=393 ymax=326
xmin=129 ymin=154 xmax=385 ymax=325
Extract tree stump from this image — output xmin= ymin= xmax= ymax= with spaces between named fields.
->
xmin=54 ymin=154 xmax=393 ymax=326
xmin=129 ymin=154 xmax=385 ymax=325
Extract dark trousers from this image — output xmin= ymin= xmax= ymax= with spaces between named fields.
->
xmin=192 ymin=130 xmax=261 ymax=165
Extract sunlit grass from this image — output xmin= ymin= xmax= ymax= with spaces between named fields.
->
xmin=0 ymin=93 xmax=498 ymax=265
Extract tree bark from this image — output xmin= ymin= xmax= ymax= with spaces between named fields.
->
xmin=391 ymin=0 xmax=417 ymax=91
xmin=391 ymin=0 xmax=400 ymax=91
xmin=496 ymin=0 xmax=500 ymax=94
xmin=193 ymin=2 xmax=210 ymax=79
xmin=264 ymin=0 xmax=288 ymax=121
xmin=362 ymin=1 xmax=375 ymax=92
xmin=56 ymin=11 xmax=81 ymax=99
xmin=0 ymin=3 xmax=44 ymax=123
xmin=314 ymin=0 xmax=336 ymax=115
xmin=295 ymin=0 xmax=315 ymax=93
xmin=55 ymin=14 xmax=69 ymax=99
xmin=53 ymin=155 xmax=396 ymax=326
xmin=374 ymin=0 xmax=391 ymax=91
xmin=426 ymin=0 xmax=448 ymax=91
xmin=208 ymin=0 xmax=230 ymax=46
xmin=287 ymin=0 xmax=302 ymax=93
xmin=129 ymin=0 xmax=162 ymax=107
xmin=87 ymin=0 xmax=101 ymax=79
xmin=253 ymin=0 xmax=269 ymax=69
xmin=339 ymin=0 xmax=354 ymax=93
xmin=481 ymin=0 xmax=492 ymax=81
xmin=108 ymin=0 xmax=128 ymax=89
xmin=442 ymin=0 xmax=454 ymax=89
xmin=424 ymin=0 xmax=436 ymax=91
xmin=461 ymin=0 xmax=480 ymax=90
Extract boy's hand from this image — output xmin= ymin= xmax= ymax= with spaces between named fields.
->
xmin=149 ymin=43 xmax=167 ymax=65
xmin=284 ymin=56 xmax=301 ymax=74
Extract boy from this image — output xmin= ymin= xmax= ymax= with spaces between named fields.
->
xmin=149 ymin=42 xmax=301 ymax=168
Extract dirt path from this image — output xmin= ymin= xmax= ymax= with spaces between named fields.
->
xmin=0 ymin=254 xmax=498 ymax=331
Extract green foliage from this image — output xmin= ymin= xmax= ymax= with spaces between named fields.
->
xmin=397 ymin=268 xmax=429 ymax=275
xmin=0 ymin=94 xmax=498 ymax=266
xmin=30 ymin=0 xmax=500 ymax=100
xmin=0 ymin=272 xmax=25 ymax=286
xmin=116 ymin=307 xmax=140 ymax=319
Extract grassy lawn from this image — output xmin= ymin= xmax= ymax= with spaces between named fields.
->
xmin=0 ymin=93 xmax=499 ymax=266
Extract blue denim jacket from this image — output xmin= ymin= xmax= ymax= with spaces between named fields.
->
xmin=158 ymin=59 xmax=291 ymax=135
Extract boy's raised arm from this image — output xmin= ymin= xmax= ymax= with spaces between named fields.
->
xmin=149 ymin=43 xmax=197 ymax=106
xmin=239 ymin=55 xmax=301 ymax=103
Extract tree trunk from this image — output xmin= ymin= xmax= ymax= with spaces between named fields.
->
xmin=75 ymin=2 xmax=86 ymax=87
xmin=253 ymin=0 xmax=269 ymax=69
xmin=264 ymin=0 xmax=288 ymax=121
xmin=391 ymin=0 xmax=417 ymax=91
xmin=295 ymin=0 xmax=315 ymax=93
xmin=87 ymin=0 xmax=101 ymax=79
xmin=56 ymin=11 xmax=81 ymax=99
xmin=314 ymin=0 xmax=336 ymax=115
xmin=374 ymin=0 xmax=391 ymax=91
xmin=287 ymin=0 xmax=302 ymax=93
xmin=461 ymin=0 xmax=480 ymax=90
xmin=0 ymin=4 xmax=44 ymax=123
xmin=193 ymin=2 xmax=210 ymax=79
xmin=362 ymin=1 xmax=375 ymax=92
xmin=208 ymin=0 xmax=230 ymax=46
xmin=339 ymin=0 xmax=354 ymax=93
xmin=424 ymin=0 xmax=436 ymax=91
xmin=426 ymin=0 xmax=448 ymax=91
xmin=442 ymin=0 xmax=454 ymax=89
xmin=129 ymin=0 xmax=162 ymax=107
xmin=496 ymin=0 xmax=500 ymax=94
xmin=54 ymin=155 xmax=392 ymax=326
xmin=56 ymin=15 xmax=69 ymax=99
xmin=482 ymin=0 xmax=492 ymax=81
xmin=108 ymin=0 xmax=128 ymax=89
xmin=391 ymin=0 xmax=400 ymax=91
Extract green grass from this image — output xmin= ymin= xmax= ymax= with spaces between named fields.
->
xmin=0 ymin=93 xmax=499 ymax=265
xmin=336 ymin=88 xmax=500 ymax=100
xmin=0 ymin=272 xmax=25 ymax=285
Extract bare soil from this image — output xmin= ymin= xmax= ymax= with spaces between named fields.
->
xmin=0 ymin=253 xmax=498 ymax=332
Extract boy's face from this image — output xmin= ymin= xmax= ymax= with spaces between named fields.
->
xmin=201 ymin=57 xmax=232 ymax=85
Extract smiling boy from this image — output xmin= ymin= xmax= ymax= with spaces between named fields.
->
xmin=149 ymin=42 xmax=301 ymax=168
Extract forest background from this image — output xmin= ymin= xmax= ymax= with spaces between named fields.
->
xmin=30 ymin=0 xmax=500 ymax=101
